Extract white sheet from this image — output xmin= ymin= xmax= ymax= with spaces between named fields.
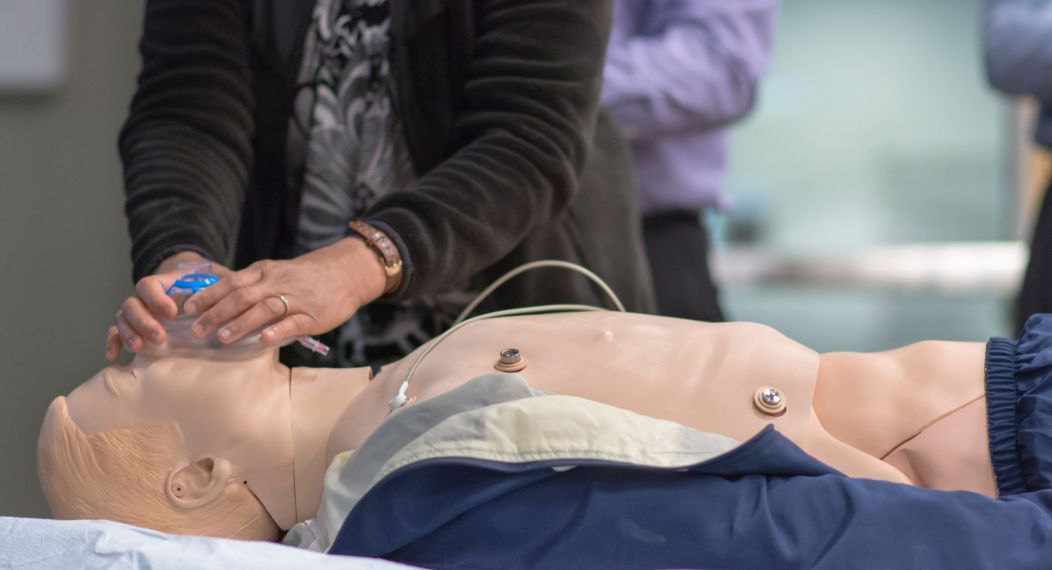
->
xmin=0 ymin=516 xmax=415 ymax=569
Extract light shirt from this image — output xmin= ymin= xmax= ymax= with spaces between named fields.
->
xmin=601 ymin=0 xmax=779 ymax=213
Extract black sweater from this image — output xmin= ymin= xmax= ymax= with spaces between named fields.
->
xmin=119 ymin=0 xmax=654 ymax=312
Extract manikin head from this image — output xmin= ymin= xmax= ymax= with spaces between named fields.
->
xmin=37 ymin=346 xmax=296 ymax=540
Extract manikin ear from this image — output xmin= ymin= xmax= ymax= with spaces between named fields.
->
xmin=165 ymin=457 xmax=233 ymax=509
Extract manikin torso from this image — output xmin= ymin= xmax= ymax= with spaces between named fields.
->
xmin=66 ymin=312 xmax=995 ymax=532
xmin=307 ymin=313 xmax=994 ymax=522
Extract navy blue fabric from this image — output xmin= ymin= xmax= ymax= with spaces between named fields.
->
xmin=987 ymin=313 xmax=1052 ymax=495
xmin=986 ymin=336 xmax=1026 ymax=495
xmin=330 ymin=427 xmax=1052 ymax=568
xmin=1040 ymin=105 xmax=1052 ymax=149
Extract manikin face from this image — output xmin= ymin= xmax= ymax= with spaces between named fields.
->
xmin=62 ymin=347 xmax=298 ymax=530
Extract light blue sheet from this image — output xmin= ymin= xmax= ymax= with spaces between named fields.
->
xmin=0 ymin=516 xmax=415 ymax=569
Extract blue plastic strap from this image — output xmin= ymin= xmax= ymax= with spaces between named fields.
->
xmin=166 ymin=272 xmax=220 ymax=295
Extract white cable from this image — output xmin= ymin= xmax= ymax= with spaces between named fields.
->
xmin=451 ymin=260 xmax=626 ymax=327
xmin=388 ymin=303 xmax=608 ymax=411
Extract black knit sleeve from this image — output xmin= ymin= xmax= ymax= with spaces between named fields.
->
xmin=119 ymin=0 xmax=255 ymax=280
xmin=364 ymin=0 xmax=612 ymax=297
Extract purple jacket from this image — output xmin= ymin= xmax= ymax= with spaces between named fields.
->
xmin=984 ymin=0 xmax=1052 ymax=149
xmin=601 ymin=0 xmax=778 ymax=214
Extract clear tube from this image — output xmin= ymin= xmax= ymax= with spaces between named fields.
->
xmin=296 ymin=335 xmax=330 ymax=356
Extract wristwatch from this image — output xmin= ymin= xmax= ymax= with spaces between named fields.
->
xmin=348 ymin=220 xmax=403 ymax=295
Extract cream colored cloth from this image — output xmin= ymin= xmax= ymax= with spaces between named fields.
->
xmin=285 ymin=374 xmax=741 ymax=552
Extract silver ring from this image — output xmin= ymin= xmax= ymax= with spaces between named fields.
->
xmin=275 ymin=294 xmax=290 ymax=318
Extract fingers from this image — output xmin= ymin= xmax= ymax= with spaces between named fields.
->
xmin=262 ymin=313 xmax=316 ymax=345
xmin=121 ymin=296 xmax=167 ymax=345
xmin=179 ymin=258 xmax=332 ymax=344
xmin=105 ymin=261 xmax=227 ymax=362
xmin=211 ymin=294 xmax=290 ymax=344
xmin=135 ymin=275 xmax=179 ymax=321
xmin=192 ymin=283 xmax=273 ymax=340
xmin=210 ymin=264 xmax=235 ymax=279
xmin=183 ymin=264 xmax=264 ymax=317
xmin=105 ymin=325 xmax=121 ymax=362
xmin=114 ymin=310 xmax=144 ymax=354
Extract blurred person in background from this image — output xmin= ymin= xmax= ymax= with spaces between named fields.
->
xmin=108 ymin=0 xmax=654 ymax=368
xmin=985 ymin=0 xmax=1052 ymax=330
xmin=601 ymin=0 xmax=778 ymax=321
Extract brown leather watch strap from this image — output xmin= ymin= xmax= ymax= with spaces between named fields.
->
xmin=348 ymin=220 xmax=403 ymax=295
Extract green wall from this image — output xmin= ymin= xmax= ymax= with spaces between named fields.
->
xmin=721 ymin=0 xmax=1015 ymax=351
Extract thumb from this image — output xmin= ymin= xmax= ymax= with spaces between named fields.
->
xmin=260 ymin=313 xmax=316 ymax=345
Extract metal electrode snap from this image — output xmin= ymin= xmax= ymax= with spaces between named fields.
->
xmin=494 ymin=347 xmax=528 ymax=373
xmin=753 ymin=386 xmax=787 ymax=416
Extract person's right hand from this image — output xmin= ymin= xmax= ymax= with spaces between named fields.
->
xmin=105 ymin=252 xmax=228 ymax=362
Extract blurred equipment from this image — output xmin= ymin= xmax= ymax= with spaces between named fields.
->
xmin=716 ymin=242 xmax=1026 ymax=294
xmin=0 ymin=0 xmax=67 ymax=92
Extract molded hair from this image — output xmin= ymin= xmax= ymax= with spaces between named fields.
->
xmin=36 ymin=397 xmax=278 ymax=541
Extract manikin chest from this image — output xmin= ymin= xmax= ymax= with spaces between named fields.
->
xmin=334 ymin=313 xmax=910 ymax=484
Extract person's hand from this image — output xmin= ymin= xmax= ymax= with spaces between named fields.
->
xmin=183 ymin=237 xmax=387 ymax=346
xmin=105 ymin=251 xmax=231 ymax=362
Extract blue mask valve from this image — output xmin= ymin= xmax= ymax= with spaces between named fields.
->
xmin=167 ymin=272 xmax=220 ymax=295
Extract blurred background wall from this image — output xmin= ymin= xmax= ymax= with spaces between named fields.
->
xmin=718 ymin=0 xmax=1021 ymax=351
xmin=0 ymin=0 xmax=143 ymax=516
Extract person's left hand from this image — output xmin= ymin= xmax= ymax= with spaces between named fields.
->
xmin=183 ymin=237 xmax=387 ymax=345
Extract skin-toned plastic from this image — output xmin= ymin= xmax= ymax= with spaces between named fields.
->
xmin=40 ymin=312 xmax=993 ymax=542
xmin=882 ymin=398 xmax=997 ymax=495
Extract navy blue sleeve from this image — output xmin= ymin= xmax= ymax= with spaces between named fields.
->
xmin=363 ymin=465 xmax=1052 ymax=569
xmin=984 ymin=0 xmax=1052 ymax=102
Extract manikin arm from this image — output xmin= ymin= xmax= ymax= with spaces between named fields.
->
xmin=814 ymin=341 xmax=987 ymax=458
xmin=812 ymin=340 xmax=995 ymax=494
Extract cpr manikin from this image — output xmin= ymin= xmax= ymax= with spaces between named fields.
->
xmin=37 ymin=310 xmax=998 ymax=541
